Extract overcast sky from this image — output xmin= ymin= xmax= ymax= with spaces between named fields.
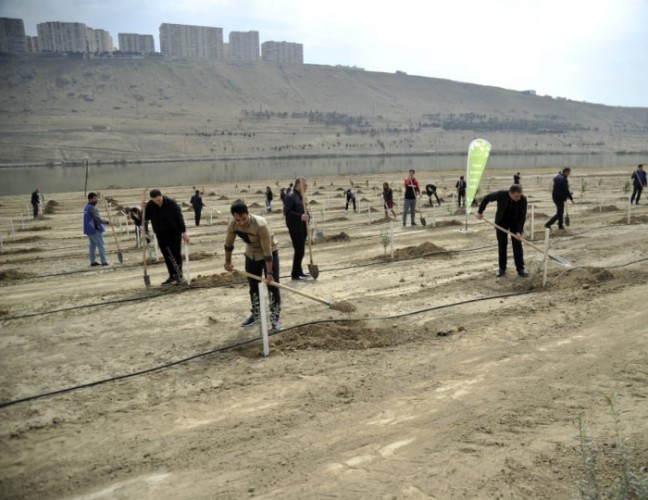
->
xmin=2 ymin=0 xmax=647 ymax=107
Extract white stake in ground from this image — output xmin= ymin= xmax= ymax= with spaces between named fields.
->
xmin=627 ymin=197 xmax=632 ymax=225
xmin=530 ymin=204 xmax=535 ymax=240
xmin=542 ymin=228 xmax=550 ymax=288
xmin=10 ymin=219 xmax=14 ymax=236
xmin=152 ymin=233 xmax=159 ymax=261
xmin=367 ymin=203 xmax=371 ymax=225
xmin=258 ymin=282 xmax=270 ymax=357
xmin=184 ymin=242 xmax=191 ymax=285
xmin=210 ymin=208 xmax=213 ymax=225
xmin=432 ymin=203 xmax=436 ymax=227
xmin=135 ymin=226 xmax=141 ymax=248
xmin=390 ymin=220 xmax=394 ymax=260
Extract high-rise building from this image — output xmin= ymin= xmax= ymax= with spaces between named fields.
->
xmin=37 ymin=21 xmax=88 ymax=53
xmin=25 ymin=35 xmax=40 ymax=53
xmin=0 ymin=17 xmax=26 ymax=53
xmin=159 ymin=23 xmax=223 ymax=59
xmin=228 ymin=31 xmax=259 ymax=61
xmin=261 ymin=41 xmax=303 ymax=64
xmin=87 ymin=28 xmax=113 ymax=53
xmin=118 ymin=33 xmax=155 ymax=54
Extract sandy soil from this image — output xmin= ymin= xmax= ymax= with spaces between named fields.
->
xmin=0 ymin=166 xmax=647 ymax=499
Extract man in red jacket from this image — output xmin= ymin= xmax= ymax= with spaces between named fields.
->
xmin=402 ymin=169 xmax=421 ymax=227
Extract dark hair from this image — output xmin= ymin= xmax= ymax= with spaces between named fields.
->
xmin=87 ymin=192 xmax=97 ymax=200
xmin=509 ymin=184 xmax=523 ymax=194
xmin=195 ymin=190 xmax=200 ymax=195
xmin=409 ymin=169 xmax=415 ymax=174
xmin=230 ymin=200 xmax=249 ymax=216
xmin=562 ymin=168 xmax=571 ymax=174
xmin=149 ymin=189 xmax=162 ymax=198
xmin=639 ymin=164 xmax=644 ymax=168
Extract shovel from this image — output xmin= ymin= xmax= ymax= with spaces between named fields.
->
xmin=482 ymin=217 xmax=571 ymax=267
xmin=417 ymin=196 xmax=427 ymax=226
xmin=565 ymin=204 xmax=571 ymax=227
xmin=141 ymin=190 xmax=151 ymax=289
xmin=184 ymin=242 xmax=191 ymax=285
xmin=303 ymin=192 xmax=319 ymax=279
xmin=235 ymin=270 xmax=355 ymax=312
xmin=103 ymin=199 xmax=123 ymax=263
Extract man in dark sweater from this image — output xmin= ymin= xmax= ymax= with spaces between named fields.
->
xmin=283 ymin=177 xmax=311 ymax=280
xmin=144 ymin=189 xmax=190 ymax=285
xmin=545 ymin=168 xmax=575 ymax=230
xmin=31 ymin=189 xmax=41 ymax=218
xmin=190 ymin=190 xmax=205 ymax=226
xmin=476 ymin=184 xmax=528 ymax=278
xmin=630 ymin=164 xmax=647 ymax=205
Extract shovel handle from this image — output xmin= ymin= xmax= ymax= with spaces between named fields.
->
xmin=103 ymin=200 xmax=122 ymax=254
xmin=235 ymin=269 xmax=333 ymax=307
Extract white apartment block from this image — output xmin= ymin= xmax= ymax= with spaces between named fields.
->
xmin=87 ymin=28 xmax=113 ymax=53
xmin=228 ymin=31 xmax=259 ymax=61
xmin=25 ymin=35 xmax=39 ymax=53
xmin=118 ymin=33 xmax=155 ymax=53
xmin=0 ymin=17 xmax=26 ymax=53
xmin=261 ymin=41 xmax=303 ymax=64
xmin=37 ymin=21 xmax=88 ymax=53
xmin=159 ymin=23 xmax=223 ymax=59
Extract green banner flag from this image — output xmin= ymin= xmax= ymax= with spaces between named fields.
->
xmin=465 ymin=138 xmax=491 ymax=214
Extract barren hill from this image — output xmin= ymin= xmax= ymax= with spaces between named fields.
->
xmin=0 ymin=55 xmax=647 ymax=164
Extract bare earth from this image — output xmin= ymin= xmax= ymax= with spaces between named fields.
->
xmin=0 ymin=167 xmax=647 ymax=499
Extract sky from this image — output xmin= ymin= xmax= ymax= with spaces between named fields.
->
xmin=2 ymin=0 xmax=647 ymax=108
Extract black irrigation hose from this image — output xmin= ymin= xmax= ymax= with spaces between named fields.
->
xmin=0 ymin=289 xmax=534 ymax=410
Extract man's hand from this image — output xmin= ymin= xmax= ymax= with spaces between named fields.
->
xmin=182 ymin=232 xmax=190 ymax=244
xmin=265 ymin=273 xmax=274 ymax=285
xmin=514 ymin=232 xmax=523 ymax=241
xmin=475 ymin=213 xmax=484 ymax=220
xmin=224 ymin=262 xmax=234 ymax=272
xmin=301 ymin=214 xmax=310 ymax=222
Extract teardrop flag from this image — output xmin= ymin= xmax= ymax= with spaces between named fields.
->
xmin=465 ymin=138 xmax=491 ymax=214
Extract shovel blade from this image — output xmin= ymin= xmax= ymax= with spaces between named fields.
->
xmin=144 ymin=273 xmax=151 ymax=289
xmin=420 ymin=216 xmax=426 ymax=226
xmin=308 ymin=263 xmax=319 ymax=280
xmin=118 ymin=251 xmax=124 ymax=264
xmin=565 ymin=215 xmax=570 ymax=227
xmin=550 ymin=255 xmax=571 ymax=267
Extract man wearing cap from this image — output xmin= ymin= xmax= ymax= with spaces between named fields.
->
xmin=144 ymin=189 xmax=190 ymax=285
xmin=224 ymin=200 xmax=281 ymax=331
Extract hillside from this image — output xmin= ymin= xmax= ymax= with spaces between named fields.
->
xmin=1 ymin=55 xmax=647 ymax=164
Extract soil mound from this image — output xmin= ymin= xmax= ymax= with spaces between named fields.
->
xmin=325 ymin=217 xmax=348 ymax=223
xmin=218 ymin=195 xmax=229 ymax=200
xmin=191 ymin=272 xmax=243 ymax=286
xmin=44 ymin=200 xmax=58 ymax=214
xmin=183 ymin=251 xmax=214 ymax=261
xmin=0 ymin=269 xmax=34 ymax=281
xmin=434 ymin=219 xmax=463 ymax=227
xmin=589 ymin=205 xmax=619 ymax=212
xmin=553 ymin=266 xmax=614 ymax=289
xmin=393 ymin=241 xmax=447 ymax=259
xmin=323 ymin=232 xmax=351 ymax=243
xmin=249 ymin=202 xmax=262 ymax=208
xmin=18 ymin=225 xmax=51 ymax=232
xmin=11 ymin=236 xmax=43 ymax=243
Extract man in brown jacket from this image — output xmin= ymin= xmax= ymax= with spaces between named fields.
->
xmin=224 ymin=200 xmax=281 ymax=331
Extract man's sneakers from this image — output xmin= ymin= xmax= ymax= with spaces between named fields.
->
xmin=161 ymin=277 xmax=175 ymax=286
xmin=241 ymin=315 xmax=258 ymax=327
xmin=271 ymin=320 xmax=282 ymax=332
xmin=291 ymin=274 xmax=312 ymax=281
xmin=495 ymin=269 xmax=506 ymax=278
xmin=517 ymin=270 xmax=530 ymax=278
xmin=90 ymin=262 xmax=100 ymax=267
xmin=496 ymin=269 xmax=529 ymax=278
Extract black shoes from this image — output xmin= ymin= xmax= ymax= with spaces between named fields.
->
xmin=517 ymin=270 xmax=529 ymax=278
xmin=496 ymin=269 xmax=506 ymax=277
xmin=101 ymin=262 xmax=109 ymax=266
xmin=161 ymin=277 xmax=175 ymax=286
xmin=241 ymin=315 xmax=258 ymax=327
xmin=90 ymin=262 xmax=100 ymax=267
xmin=291 ymin=274 xmax=312 ymax=281
xmin=544 ymin=223 xmax=551 ymax=229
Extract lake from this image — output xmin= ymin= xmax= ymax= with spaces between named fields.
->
xmin=0 ymin=152 xmax=643 ymax=196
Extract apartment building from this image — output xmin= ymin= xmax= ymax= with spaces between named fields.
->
xmin=228 ymin=30 xmax=259 ymax=61
xmin=118 ymin=33 xmax=155 ymax=53
xmin=37 ymin=22 xmax=87 ymax=52
xmin=87 ymin=28 xmax=113 ymax=53
xmin=25 ymin=35 xmax=39 ymax=53
xmin=0 ymin=17 xmax=26 ymax=53
xmin=159 ymin=23 xmax=223 ymax=59
xmin=261 ymin=41 xmax=303 ymax=64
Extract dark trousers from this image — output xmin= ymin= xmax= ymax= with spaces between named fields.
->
xmin=245 ymin=252 xmax=281 ymax=320
xmin=496 ymin=228 xmax=524 ymax=272
xmin=547 ymin=199 xmax=565 ymax=229
xmin=194 ymin=209 xmax=202 ymax=226
xmin=428 ymin=193 xmax=441 ymax=206
xmin=346 ymin=199 xmax=356 ymax=211
xmin=157 ymin=234 xmax=183 ymax=279
xmin=631 ymin=185 xmax=643 ymax=204
xmin=457 ymin=191 xmax=465 ymax=207
xmin=32 ymin=203 xmax=38 ymax=218
xmin=288 ymin=225 xmax=306 ymax=278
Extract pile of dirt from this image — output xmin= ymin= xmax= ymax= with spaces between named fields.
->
xmin=11 ymin=236 xmax=43 ymax=243
xmin=190 ymin=272 xmax=244 ymax=286
xmin=616 ymin=215 xmax=648 ymax=224
xmin=309 ymin=200 xmax=319 ymax=205
xmin=183 ymin=251 xmax=214 ymax=261
xmin=370 ymin=217 xmax=392 ymax=225
xmin=434 ymin=219 xmax=463 ymax=227
xmin=0 ymin=269 xmax=34 ymax=281
xmin=589 ymin=205 xmax=619 ymax=212
xmin=18 ymin=225 xmax=51 ymax=232
xmin=255 ymin=190 xmax=264 ymax=194
xmin=325 ymin=217 xmax=349 ymax=223
xmin=240 ymin=189 xmax=248 ymax=193
xmin=322 ymin=232 xmax=351 ymax=243
xmin=249 ymin=202 xmax=262 ymax=208
xmin=552 ymin=266 xmax=614 ymax=289
xmin=43 ymin=200 xmax=59 ymax=214
xmin=218 ymin=195 xmax=229 ymax=200
xmin=392 ymin=241 xmax=447 ymax=260
xmin=207 ymin=192 xmax=216 ymax=197
xmin=1 ymin=247 xmax=40 ymax=255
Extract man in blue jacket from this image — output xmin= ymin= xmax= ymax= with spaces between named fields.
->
xmin=476 ymin=184 xmax=528 ymax=278
xmin=545 ymin=168 xmax=575 ymax=230
xmin=144 ymin=189 xmax=190 ymax=285
xmin=83 ymin=192 xmax=110 ymax=267
xmin=630 ymin=164 xmax=647 ymax=205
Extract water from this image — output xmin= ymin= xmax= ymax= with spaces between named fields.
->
xmin=0 ymin=153 xmax=643 ymax=196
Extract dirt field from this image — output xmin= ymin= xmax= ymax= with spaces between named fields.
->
xmin=1 ymin=166 xmax=647 ymax=499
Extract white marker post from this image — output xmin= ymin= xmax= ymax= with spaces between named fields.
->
xmin=258 ymin=282 xmax=270 ymax=357
xmin=530 ymin=204 xmax=535 ymax=240
xmin=542 ymin=229 xmax=550 ymax=288
xmin=210 ymin=208 xmax=213 ymax=225
xmin=432 ymin=203 xmax=436 ymax=228
xmin=10 ymin=219 xmax=14 ymax=236
xmin=627 ymin=198 xmax=632 ymax=225
xmin=390 ymin=220 xmax=394 ymax=260
xmin=185 ymin=242 xmax=191 ymax=285
xmin=367 ymin=203 xmax=371 ymax=225
xmin=135 ymin=226 xmax=141 ymax=248
xmin=152 ymin=233 xmax=159 ymax=261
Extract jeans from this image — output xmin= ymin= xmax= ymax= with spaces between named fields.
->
xmin=87 ymin=231 xmax=107 ymax=264
xmin=402 ymin=198 xmax=416 ymax=225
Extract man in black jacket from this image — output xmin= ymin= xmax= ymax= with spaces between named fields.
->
xmin=476 ymin=184 xmax=528 ymax=278
xmin=283 ymin=177 xmax=311 ymax=280
xmin=144 ymin=189 xmax=190 ymax=285
xmin=190 ymin=190 xmax=205 ymax=226
xmin=545 ymin=168 xmax=575 ymax=230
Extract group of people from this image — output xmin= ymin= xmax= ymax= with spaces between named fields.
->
xmin=76 ymin=163 xmax=646 ymax=330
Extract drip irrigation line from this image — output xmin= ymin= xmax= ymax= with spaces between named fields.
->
xmin=0 ymin=289 xmax=534 ymax=410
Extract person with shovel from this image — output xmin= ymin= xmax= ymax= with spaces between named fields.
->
xmin=382 ymin=182 xmax=397 ymax=218
xmin=403 ymin=169 xmax=421 ymax=227
xmin=83 ymin=192 xmax=110 ymax=267
xmin=425 ymin=183 xmax=441 ymax=207
xmin=475 ymin=184 xmax=528 ymax=278
xmin=144 ymin=189 xmax=190 ymax=285
xmin=545 ymin=167 xmax=575 ymax=231
xmin=224 ymin=200 xmax=281 ymax=331
xmin=284 ymin=177 xmax=312 ymax=281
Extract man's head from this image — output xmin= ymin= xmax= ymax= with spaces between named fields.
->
xmin=460 ymin=176 xmax=464 ymax=180
xmin=409 ymin=169 xmax=415 ymax=178
xmin=639 ymin=164 xmax=644 ymax=170
xmin=87 ymin=192 xmax=98 ymax=205
xmin=195 ymin=190 xmax=200 ymax=195
xmin=149 ymin=189 xmax=163 ymax=206
xmin=562 ymin=168 xmax=572 ymax=177
xmin=294 ymin=177 xmax=308 ymax=194
xmin=508 ymin=184 xmax=523 ymax=201
xmin=230 ymin=200 xmax=249 ymax=227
